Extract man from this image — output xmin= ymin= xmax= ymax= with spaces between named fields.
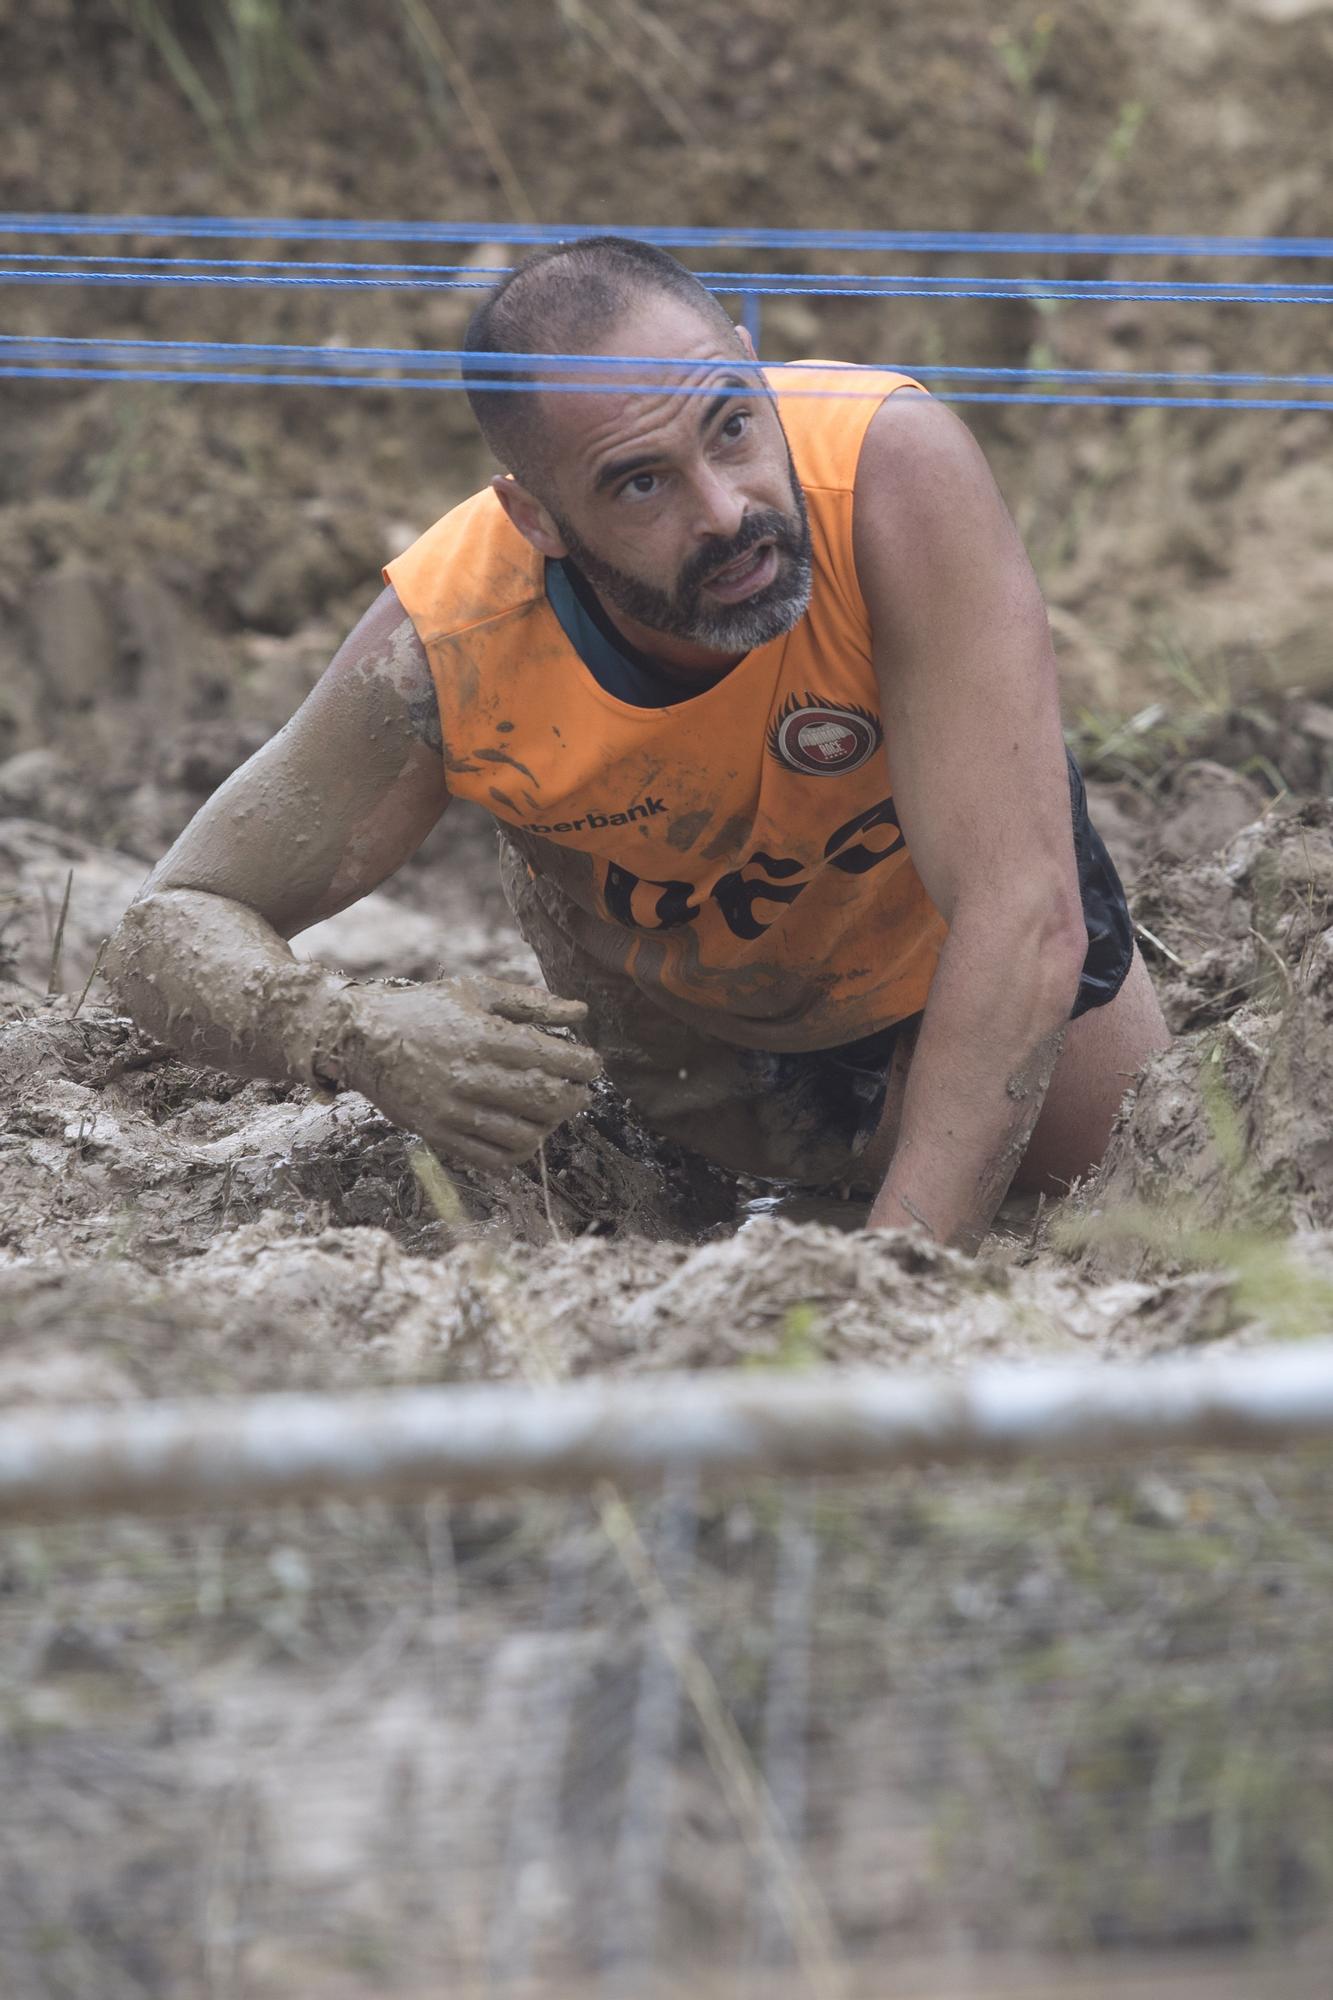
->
xmin=109 ymin=236 xmax=1168 ymax=1252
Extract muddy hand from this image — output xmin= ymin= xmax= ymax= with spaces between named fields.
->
xmin=320 ymin=973 xmax=601 ymax=1173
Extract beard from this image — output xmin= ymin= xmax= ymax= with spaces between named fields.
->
xmin=554 ymin=452 xmax=814 ymax=655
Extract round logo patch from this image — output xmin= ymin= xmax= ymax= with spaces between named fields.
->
xmin=767 ymin=695 xmax=884 ymax=777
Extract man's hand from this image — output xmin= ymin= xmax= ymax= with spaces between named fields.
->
xmin=322 ymin=974 xmax=600 ymax=1173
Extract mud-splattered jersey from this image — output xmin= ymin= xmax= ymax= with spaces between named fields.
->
xmin=385 ymin=363 xmax=947 ymax=1053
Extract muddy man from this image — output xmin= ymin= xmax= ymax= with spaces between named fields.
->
xmin=109 ymin=236 xmax=1170 ymax=1252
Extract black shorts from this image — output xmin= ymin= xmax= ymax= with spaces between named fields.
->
xmin=750 ymin=750 xmax=1135 ymax=1158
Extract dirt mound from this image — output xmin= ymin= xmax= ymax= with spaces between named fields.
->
xmin=1071 ymin=802 xmax=1333 ymax=1272
xmin=5 ymin=0 xmax=1333 ymax=816
xmin=1131 ymin=798 xmax=1333 ymax=1030
xmin=4 ymin=981 xmax=1330 ymax=1410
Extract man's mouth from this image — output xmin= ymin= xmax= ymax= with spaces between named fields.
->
xmin=703 ymin=539 xmax=778 ymax=602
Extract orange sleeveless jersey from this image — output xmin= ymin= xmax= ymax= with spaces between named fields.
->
xmin=386 ymin=364 xmax=947 ymax=1053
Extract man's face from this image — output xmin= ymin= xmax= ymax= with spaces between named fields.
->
xmin=532 ymin=297 xmax=813 ymax=656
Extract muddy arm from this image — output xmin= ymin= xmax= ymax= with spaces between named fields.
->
xmin=107 ymin=585 xmax=450 ymax=1083
xmin=854 ymin=395 xmax=1087 ymax=1250
xmin=107 ymin=586 xmax=598 ymax=1171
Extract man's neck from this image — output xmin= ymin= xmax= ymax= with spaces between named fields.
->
xmin=585 ymin=576 xmax=745 ymax=684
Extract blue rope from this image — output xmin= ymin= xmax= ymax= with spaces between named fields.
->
xmin=4 ymin=264 xmax=1333 ymax=304
xmin=4 ymin=336 xmax=1331 ymax=394
xmin=4 ymin=214 xmax=1333 ymax=259
xmin=9 ymin=251 xmax=1333 ymax=308
xmin=3 ymin=363 xmax=1328 ymax=413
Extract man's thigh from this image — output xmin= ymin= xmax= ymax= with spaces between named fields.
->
xmin=860 ymin=950 xmax=1169 ymax=1201
xmin=1013 ymin=945 xmax=1170 ymax=1194
xmin=499 ymin=835 xmax=898 ymax=1184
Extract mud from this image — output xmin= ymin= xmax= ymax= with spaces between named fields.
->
xmin=2 ymin=719 xmax=1332 ymax=1397
xmin=4 ymin=789 xmax=1333 ymax=1406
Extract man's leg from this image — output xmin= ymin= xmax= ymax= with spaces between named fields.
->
xmin=1012 ymin=944 xmax=1169 ymax=1194
xmin=857 ymin=947 xmax=1168 ymax=1202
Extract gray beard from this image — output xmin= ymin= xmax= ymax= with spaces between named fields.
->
xmin=554 ymin=463 xmax=814 ymax=656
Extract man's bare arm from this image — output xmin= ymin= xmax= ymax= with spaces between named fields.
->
xmin=854 ymin=395 xmax=1087 ymax=1250
xmin=135 ymin=586 xmax=448 ymax=937
xmin=108 ymin=586 xmax=599 ymax=1172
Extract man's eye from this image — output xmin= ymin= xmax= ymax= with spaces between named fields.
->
xmin=623 ymin=472 xmax=658 ymax=497
xmin=721 ymin=409 xmax=750 ymax=441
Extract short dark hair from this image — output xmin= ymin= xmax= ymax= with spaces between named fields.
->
xmin=463 ymin=235 xmax=741 ymax=490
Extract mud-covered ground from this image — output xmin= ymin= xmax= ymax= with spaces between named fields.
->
xmin=3 ymin=1 xmax=1333 ymax=1991
xmin=3 ymin=654 xmax=1332 ymax=2000
xmin=4 ymin=771 xmax=1331 ymax=1405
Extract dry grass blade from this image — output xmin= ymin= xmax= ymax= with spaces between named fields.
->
xmin=611 ymin=0 xmax=706 ymax=84
xmin=560 ymin=0 xmax=700 ymax=144
xmin=408 ymin=1141 xmax=466 ymax=1231
xmin=115 ymin=0 xmax=231 ymax=150
xmin=1134 ymin=920 xmax=1186 ymax=970
xmin=46 ymin=869 xmax=73 ymax=998
xmin=594 ymin=1482 xmax=845 ymax=1995
xmin=536 ymin=1138 xmax=564 ymax=1242
xmin=397 ymin=0 xmax=537 ymax=222
xmin=70 ymin=935 xmax=109 ymax=1021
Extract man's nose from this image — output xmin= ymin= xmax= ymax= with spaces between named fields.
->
xmin=690 ymin=465 xmax=747 ymax=543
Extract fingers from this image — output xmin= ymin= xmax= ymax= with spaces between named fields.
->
xmin=429 ymin=1101 xmax=571 ymax=1172
xmin=435 ymin=1131 xmax=528 ymax=1175
xmin=459 ymin=1107 xmax=552 ymax=1160
xmin=483 ymin=1020 xmax=602 ymax=1085
xmin=476 ymin=979 xmax=590 ymax=1031
xmin=455 ymin=1064 xmax=590 ymax=1124
xmin=425 ymin=1086 xmax=579 ymax=1167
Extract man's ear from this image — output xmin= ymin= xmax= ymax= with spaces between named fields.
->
xmin=490 ymin=474 xmax=568 ymax=559
xmin=736 ymin=324 xmax=757 ymax=361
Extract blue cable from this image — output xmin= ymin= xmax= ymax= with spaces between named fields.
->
xmin=3 ymin=335 xmax=1331 ymax=393
xmin=4 ymin=214 xmax=1333 ymax=259
xmin=4 ymin=266 xmax=1333 ymax=304
xmin=7 ymin=251 xmax=1333 ymax=308
xmin=3 ymin=362 xmax=1328 ymax=412
xmin=0 ymin=252 xmax=510 ymax=277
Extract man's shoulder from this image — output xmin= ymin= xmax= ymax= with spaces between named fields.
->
xmin=852 ymin=390 xmax=1025 ymax=621
xmin=853 ymin=391 xmax=997 ymax=531
xmin=384 ymin=486 xmax=544 ymax=639
xmin=771 ymin=361 xmax=925 ymax=497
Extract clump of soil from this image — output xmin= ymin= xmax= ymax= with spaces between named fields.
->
xmin=1073 ymin=801 xmax=1333 ymax=1274
xmin=1130 ymin=799 xmax=1333 ymax=1032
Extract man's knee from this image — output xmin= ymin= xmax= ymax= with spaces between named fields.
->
xmin=1016 ymin=948 xmax=1170 ymax=1193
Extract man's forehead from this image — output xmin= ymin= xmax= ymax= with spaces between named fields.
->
xmin=538 ymin=300 xmax=753 ymax=467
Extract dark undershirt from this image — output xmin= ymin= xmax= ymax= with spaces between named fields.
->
xmin=544 ymin=557 xmax=706 ymax=709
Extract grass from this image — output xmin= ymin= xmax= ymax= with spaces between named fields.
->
xmin=1069 ymin=630 xmax=1301 ymax=794
xmin=115 ymin=0 xmax=306 ymax=153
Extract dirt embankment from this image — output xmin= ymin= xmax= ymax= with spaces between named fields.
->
xmin=3 ymin=0 xmax=1333 ymax=851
